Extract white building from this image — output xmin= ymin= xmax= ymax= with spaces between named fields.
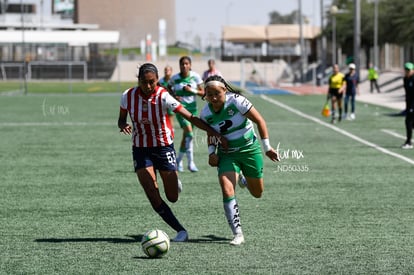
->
xmin=0 ymin=0 xmax=120 ymax=79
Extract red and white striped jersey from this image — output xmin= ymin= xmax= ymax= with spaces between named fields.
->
xmin=120 ymin=85 xmax=182 ymax=147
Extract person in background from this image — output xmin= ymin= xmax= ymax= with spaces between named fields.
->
xmin=159 ymin=65 xmax=173 ymax=87
xmin=402 ymin=62 xmax=414 ymax=149
xmin=343 ymin=63 xmax=359 ymax=120
xmin=159 ymin=65 xmax=175 ymax=127
xmin=118 ymin=63 xmax=227 ymax=242
xmin=327 ymin=64 xmax=345 ymax=124
xmin=202 ymin=59 xmax=222 ymax=81
xmin=368 ymin=63 xmax=381 ymax=93
xmin=168 ymin=56 xmax=204 ymax=172
xmin=200 ymin=75 xmax=279 ymax=246
xmin=202 ymin=58 xmax=249 ymax=94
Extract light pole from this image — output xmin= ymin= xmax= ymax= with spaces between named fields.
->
xmin=354 ymin=0 xmax=361 ymax=77
xmin=330 ymin=5 xmax=338 ymax=65
xmin=374 ymin=0 xmax=379 ymax=68
xmin=226 ymin=2 xmax=233 ymax=25
xmin=20 ymin=0 xmax=28 ymax=95
xmin=298 ymin=0 xmax=306 ymax=82
xmin=186 ymin=17 xmax=196 ymax=46
xmin=320 ymin=0 xmax=327 ymax=76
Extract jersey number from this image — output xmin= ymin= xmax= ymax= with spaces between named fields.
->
xmin=218 ymin=120 xmax=232 ymax=133
xmin=166 ymin=152 xmax=176 ymax=164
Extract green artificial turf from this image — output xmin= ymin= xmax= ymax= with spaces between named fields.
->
xmin=0 ymin=91 xmax=413 ymax=274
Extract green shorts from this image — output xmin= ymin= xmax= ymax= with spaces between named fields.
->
xmin=217 ymin=140 xmax=263 ymax=178
xmin=176 ymin=106 xmax=197 ymax=128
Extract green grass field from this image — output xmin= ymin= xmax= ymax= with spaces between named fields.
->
xmin=1 ymin=88 xmax=414 ymax=274
xmin=0 ymin=81 xmax=136 ymax=94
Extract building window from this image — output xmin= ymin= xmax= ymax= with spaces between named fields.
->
xmin=6 ymin=4 xmax=35 ymax=14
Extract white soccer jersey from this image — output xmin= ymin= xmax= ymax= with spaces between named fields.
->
xmin=200 ymin=93 xmax=255 ymax=150
xmin=120 ymin=86 xmax=182 ymax=147
xmin=168 ymin=71 xmax=203 ymax=106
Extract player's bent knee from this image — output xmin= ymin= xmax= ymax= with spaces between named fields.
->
xmin=249 ymin=188 xmax=263 ymax=198
xmin=252 ymin=193 xmax=262 ymax=199
xmin=166 ymin=194 xmax=178 ymax=203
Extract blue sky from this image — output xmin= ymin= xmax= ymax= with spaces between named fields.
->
xmin=176 ymin=0 xmax=328 ymax=46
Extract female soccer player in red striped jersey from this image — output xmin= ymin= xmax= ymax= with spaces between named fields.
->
xmin=118 ymin=63 xmax=227 ymax=242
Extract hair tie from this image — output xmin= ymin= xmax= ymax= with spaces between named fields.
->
xmin=138 ymin=63 xmax=158 ymax=78
xmin=205 ymin=80 xmax=225 ymax=88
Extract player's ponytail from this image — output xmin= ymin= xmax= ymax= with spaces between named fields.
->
xmin=203 ymin=75 xmax=242 ymax=100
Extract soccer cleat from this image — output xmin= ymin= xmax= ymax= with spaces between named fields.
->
xmin=238 ymin=173 xmax=247 ymax=189
xmin=401 ymin=143 xmax=413 ymax=149
xmin=230 ymin=233 xmax=245 ymax=245
xmin=177 ymin=161 xmax=184 ymax=172
xmin=177 ymin=179 xmax=182 ymax=193
xmin=350 ymin=113 xmax=355 ymax=120
xmin=188 ymin=162 xmax=198 ymax=172
xmin=172 ymin=230 xmax=188 ymax=242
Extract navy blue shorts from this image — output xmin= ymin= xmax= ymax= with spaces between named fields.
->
xmin=132 ymin=145 xmax=177 ymax=172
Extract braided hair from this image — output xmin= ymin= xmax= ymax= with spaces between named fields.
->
xmin=202 ymin=75 xmax=242 ymax=100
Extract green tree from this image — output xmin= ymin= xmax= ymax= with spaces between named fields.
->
xmin=269 ymin=0 xmax=414 ymax=64
xmin=381 ymin=0 xmax=414 ymax=45
xmin=323 ymin=0 xmax=414 ymax=65
xmin=268 ymin=10 xmax=307 ymax=24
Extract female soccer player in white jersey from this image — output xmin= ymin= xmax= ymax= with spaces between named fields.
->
xmin=200 ymin=75 xmax=280 ymax=245
xmin=167 ymin=56 xmax=204 ymax=172
xmin=118 ymin=63 xmax=226 ymax=242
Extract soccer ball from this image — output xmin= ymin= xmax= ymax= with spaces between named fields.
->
xmin=141 ymin=229 xmax=170 ymax=258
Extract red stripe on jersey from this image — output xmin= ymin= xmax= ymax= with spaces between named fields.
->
xmin=125 ymin=87 xmax=137 ymax=147
xmin=144 ymin=94 xmax=154 ymax=147
xmin=123 ymin=86 xmax=175 ymax=147
xmin=134 ymin=89 xmax=142 ymax=147
xmin=174 ymin=105 xmax=183 ymax=113
xmin=148 ymin=92 xmax=158 ymax=147
xmin=157 ymin=89 xmax=170 ymax=145
xmin=165 ymin=112 xmax=174 ymax=139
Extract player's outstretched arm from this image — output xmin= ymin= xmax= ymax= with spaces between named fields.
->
xmin=207 ymin=135 xmax=219 ymax=167
xmin=177 ymin=107 xmax=228 ymax=150
xmin=245 ymin=107 xmax=279 ymax=162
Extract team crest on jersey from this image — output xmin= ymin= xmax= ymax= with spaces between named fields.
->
xmin=227 ymin=109 xmax=235 ymax=116
xmin=141 ymin=118 xmax=150 ymax=124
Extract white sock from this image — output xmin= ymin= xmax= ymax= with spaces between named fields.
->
xmin=223 ymin=196 xmax=242 ymax=235
xmin=185 ymin=136 xmax=194 ymax=164
xmin=176 ymin=151 xmax=184 ymax=164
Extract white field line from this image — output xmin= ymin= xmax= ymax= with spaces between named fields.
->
xmin=0 ymin=122 xmax=113 ymax=127
xmin=261 ymin=95 xmax=414 ymax=166
xmin=381 ymin=129 xmax=406 ymax=140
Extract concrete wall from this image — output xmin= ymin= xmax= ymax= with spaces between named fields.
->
xmin=111 ymin=58 xmax=286 ymax=85
xmin=77 ymin=0 xmax=176 ymax=48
